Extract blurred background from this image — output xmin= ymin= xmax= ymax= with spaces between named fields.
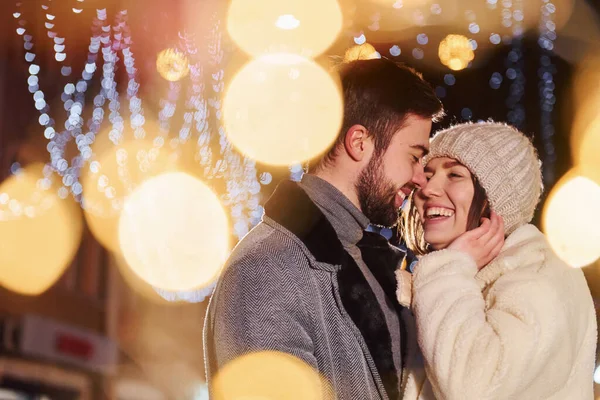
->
xmin=0 ymin=0 xmax=600 ymax=399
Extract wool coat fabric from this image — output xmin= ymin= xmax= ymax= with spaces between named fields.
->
xmin=399 ymin=224 xmax=597 ymax=400
xmin=204 ymin=180 xmax=411 ymax=399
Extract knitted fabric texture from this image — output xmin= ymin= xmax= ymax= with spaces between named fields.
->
xmin=424 ymin=122 xmax=543 ymax=235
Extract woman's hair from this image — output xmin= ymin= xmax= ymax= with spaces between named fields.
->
xmin=401 ymin=169 xmax=491 ymax=255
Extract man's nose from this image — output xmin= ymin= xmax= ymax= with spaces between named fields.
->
xmin=412 ymin=166 xmax=427 ymax=189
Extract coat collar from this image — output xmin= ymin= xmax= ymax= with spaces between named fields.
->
xmin=263 ymin=179 xmax=346 ymax=268
xmin=263 ymin=180 xmax=402 ymax=399
xmin=476 ymin=224 xmax=548 ymax=288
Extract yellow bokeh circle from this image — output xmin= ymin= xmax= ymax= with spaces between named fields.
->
xmin=438 ymin=34 xmax=474 ymax=71
xmin=82 ymin=138 xmax=175 ymax=253
xmin=223 ymin=53 xmax=343 ymax=166
xmin=213 ymin=351 xmax=331 ymax=400
xmin=226 ymin=0 xmax=343 ymax=58
xmin=118 ymin=172 xmax=230 ymax=292
xmin=0 ymin=163 xmax=82 ymax=295
xmin=156 ymin=48 xmax=190 ymax=82
xmin=543 ymin=171 xmax=600 ymax=268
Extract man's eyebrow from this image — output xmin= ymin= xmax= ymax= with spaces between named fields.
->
xmin=410 ymin=144 xmax=429 ymax=157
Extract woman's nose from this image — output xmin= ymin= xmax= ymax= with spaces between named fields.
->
xmin=421 ymin=179 xmax=442 ymax=198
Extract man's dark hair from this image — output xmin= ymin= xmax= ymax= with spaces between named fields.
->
xmin=311 ymin=58 xmax=444 ymax=171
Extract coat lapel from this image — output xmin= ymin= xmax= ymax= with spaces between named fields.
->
xmin=337 ymin=252 xmax=400 ymax=400
xmin=263 ymin=180 xmax=345 ymax=266
xmin=264 ymin=180 xmax=401 ymax=399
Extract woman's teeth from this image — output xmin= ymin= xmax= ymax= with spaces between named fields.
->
xmin=426 ymin=207 xmax=454 ymax=219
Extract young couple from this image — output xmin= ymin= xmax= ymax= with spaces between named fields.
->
xmin=204 ymin=58 xmax=596 ymax=399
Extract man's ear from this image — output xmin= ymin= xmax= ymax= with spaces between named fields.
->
xmin=344 ymin=124 xmax=371 ymax=162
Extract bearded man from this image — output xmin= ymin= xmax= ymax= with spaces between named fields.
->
xmin=204 ymin=58 xmax=444 ymax=400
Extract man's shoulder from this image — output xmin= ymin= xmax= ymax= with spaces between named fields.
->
xmin=226 ymin=220 xmax=313 ymax=273
xmin=208 ymin=221 xmax=316 ymax=310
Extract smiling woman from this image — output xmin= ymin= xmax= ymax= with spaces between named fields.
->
xmin=399 ymin=122 xmax=596 ymax=400
xmin=404 ymin=157 xmax=490 ymax=254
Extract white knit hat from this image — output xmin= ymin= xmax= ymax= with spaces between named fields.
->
xmin=424 ymin=122 xmax=543 ymax=235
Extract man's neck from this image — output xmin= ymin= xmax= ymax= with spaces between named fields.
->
xmin=308 ymin=170 xmax=361 ymax=212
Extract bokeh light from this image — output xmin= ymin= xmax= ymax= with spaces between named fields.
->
xmin=574 ymin=116 xmax=600 ymax=183
xmin=156 ymin=48 xmax=190 ymax=82
xmin=113 ymin=254 xmax=179 ymax=306
xmin=438 ymin=34 xmax=474 ymax=71
xmin=118 ymin=172 xmax=230 ymax=292
xmin=82 ymin=138 xmax=175 ymax=253
xmin=223 ymin=54 xmax=343 ymax=166
xmin=0 ymin=163 xmax=82 ymax=295
xmin=362 ymin=0 xmax=574 ymax=39
xmin=543 ymin=172 xmax=600 ymax=268
xmin=570 ymin=55 xmax=600 ymax=181
xmin=343 ymin=43 xmax=380 ymax=62
xmin=212 ymin=351 xmax=331 ymax=399
xmin=226 ymin=0 xmax=343 ymax=58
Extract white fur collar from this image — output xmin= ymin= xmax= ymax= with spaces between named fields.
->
xmin=475 ymin=224 xmax=549 ymax=289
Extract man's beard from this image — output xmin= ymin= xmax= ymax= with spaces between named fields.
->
xmin=355 ymin=156 xmax=400 ymax=228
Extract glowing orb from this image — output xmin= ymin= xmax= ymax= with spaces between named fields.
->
xmin=223 ymin=53 xmax=343 ymax=166
xmin=156 ymin=49 xmax=190 ymax=82
xmin=213 ymin=351 xmax=330 ymax=399
xmin=343 ymin=43 xmax=380 ymax=62
xmin=82 ymin=138 xmax=174 ymax=253
xmin=276 ymin=14 xmax=300 ymax=30
xmin=118 ymin=172 xmax=230 ymax=292
xmin=574 ymin=116 xmax=600 ymax=183
xmin=543 ymin=173 xmax=600 ymax=268
xmin=0 ymin=163 xmax=82 ymax=295
xmin=438 ymin=34 xmax=475 ymax=71
xmin=226 ymin=0 xmax=342 ymax=58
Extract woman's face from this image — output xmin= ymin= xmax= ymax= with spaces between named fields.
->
xmin=414 ymin=157 xmax=475 ymax=250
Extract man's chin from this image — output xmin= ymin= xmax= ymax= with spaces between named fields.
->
xmin=368 ymin=213 xmax=399 ymax=229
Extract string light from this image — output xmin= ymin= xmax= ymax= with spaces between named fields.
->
xmin=207 ymin=15 xmax=262 ymax=240
xmin=7 ymin=3 xmax=267 ymax=303
xmin=389 ymin=44 xmax=401 ymax=57
xmin=5 ymin=0 xmax=567 ymax=301
xmin=538 ymin=0 xmax=557 ymax=186
xmin=464 ymin=9 xmax=479 ymax=71
xmin=506 ymin=0 xmax=526 ymax=129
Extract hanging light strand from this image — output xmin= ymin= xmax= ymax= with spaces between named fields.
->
xmin=538 ymin=0 xmax=558 ymax=186
xmin=506 ymin=0 xmax=526 ymax=129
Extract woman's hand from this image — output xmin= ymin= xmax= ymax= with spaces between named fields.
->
xmin=447 ymin=211 xmax=504 ymax=270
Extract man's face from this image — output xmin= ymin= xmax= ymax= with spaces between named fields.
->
xmin=355 ymin=114 xmax=432 ymax=227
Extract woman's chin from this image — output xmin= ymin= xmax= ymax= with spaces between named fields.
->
xmin=423 ymin=234 xmax=453 ymax=251
xmin=428 ymin=243 xmax=448 ymax=251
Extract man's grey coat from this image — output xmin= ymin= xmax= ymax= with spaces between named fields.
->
xmin=204 ymin=180 xmax=408 ymax=399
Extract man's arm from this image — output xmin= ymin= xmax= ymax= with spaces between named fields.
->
xmin=204 ymin=246 xmax=319 ymax=380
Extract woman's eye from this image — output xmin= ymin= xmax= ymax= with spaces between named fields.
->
xmin=449 ymin=173 xmax=463 ymax=178
xmin=412 ymin=155 xmax=419 ymax=163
